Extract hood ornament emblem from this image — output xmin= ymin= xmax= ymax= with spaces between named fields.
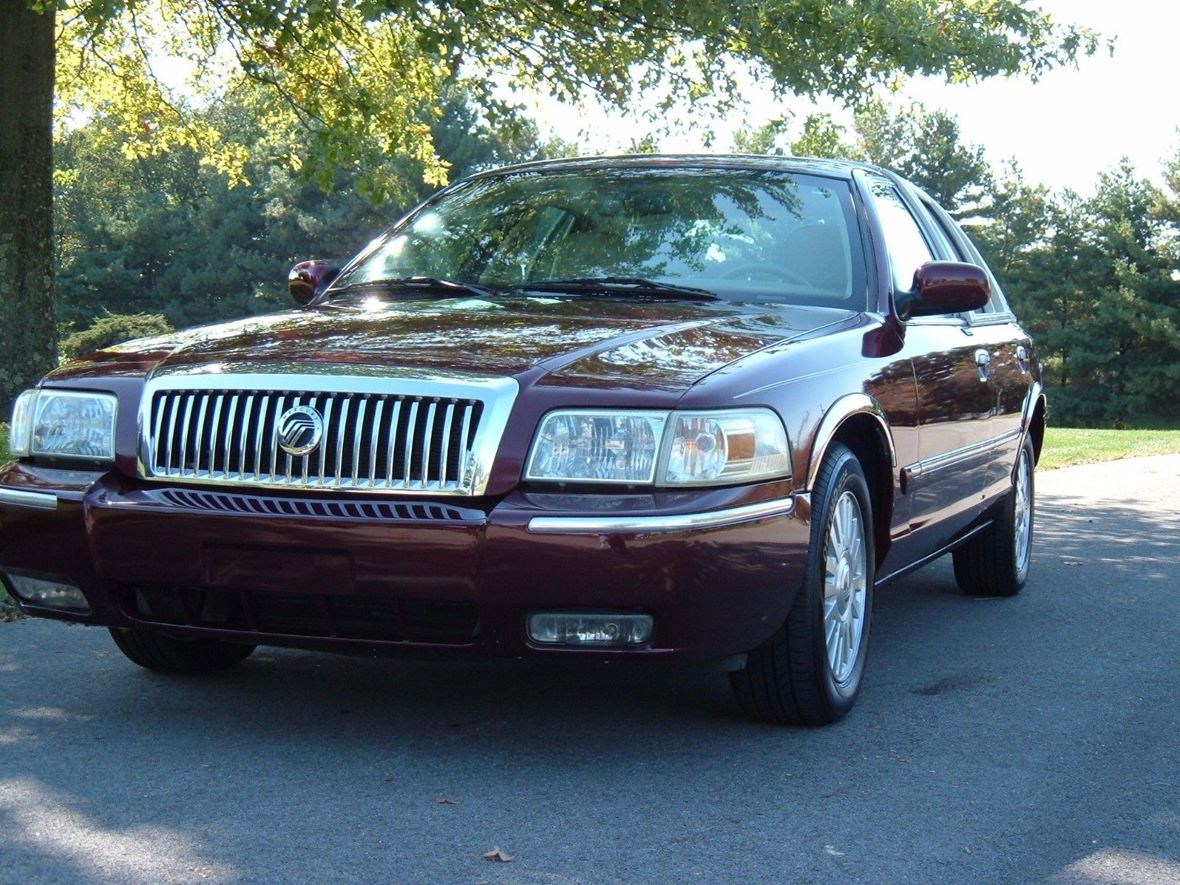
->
xmin=276 ymin=405 xmax=324 ymax=456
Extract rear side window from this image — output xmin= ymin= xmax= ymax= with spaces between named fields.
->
xmin=864 ymin=177 xmax=933 ymax=293
xmin=918 ymin=205 xmax=959 ymax=259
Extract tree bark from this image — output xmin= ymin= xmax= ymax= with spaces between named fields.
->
xmin=0 ymin=0 xmax=56 ymax=409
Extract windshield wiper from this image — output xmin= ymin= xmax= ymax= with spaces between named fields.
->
xmin=334 ymin=275 xmax=504 ymax=300
xmin=515 ymin=276 xmax=720 ymax=301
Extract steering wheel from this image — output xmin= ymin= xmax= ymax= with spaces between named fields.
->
xmin=720 ymin=261 xmax=813 ymax=287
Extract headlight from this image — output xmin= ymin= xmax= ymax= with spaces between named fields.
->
xmin=525 ymin=411 xmax=667 ymax=484
xmin=661 ymin=410 xmax=791 ymax=486
xmin=525 ymin=407 xmax=791 ymax=487
xmin=8 ymin=389 xmax=118 ymax=462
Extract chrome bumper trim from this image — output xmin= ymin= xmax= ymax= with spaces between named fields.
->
xmin=527 ymin=497 xmax=794 ymax=535
xmin=0 ymin=488 xmax=59 ymax=510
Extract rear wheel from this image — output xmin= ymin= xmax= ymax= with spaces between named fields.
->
xmin=953 ymin=434 xmax=1035 ymax=597
xmin=109 ymin=627 xmax=255 ymax=673
xmin=730 ymin=443 xmax=875 ymax=725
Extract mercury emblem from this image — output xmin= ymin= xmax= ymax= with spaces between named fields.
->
xmin=276 ymin=405 xmax=324 ymax=456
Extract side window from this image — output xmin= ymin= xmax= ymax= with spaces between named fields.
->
xmin=922 ymin=197 xmax=1008 ymax=315
xmin=918 ymin=202 xmax=959 ymax=258
xmin=865 ymin=177 xmax=933 ymax=293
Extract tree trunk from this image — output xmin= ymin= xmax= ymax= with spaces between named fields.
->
xmin=0 ymin=0 xmax=56 ymax=409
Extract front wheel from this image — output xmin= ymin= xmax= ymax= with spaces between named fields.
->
xmin=730 ymin=443 xmax=875 ymax=725
xmin=109 ymin=627 xmax=255 ymax=673
xmin=953 ymin=434 xmax=1035 ymax=597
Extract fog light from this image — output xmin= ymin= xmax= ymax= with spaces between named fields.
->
xmin=527 ymin=612 xmax=653 ymax=647
xmin=3 ymin=572 xmax=90 ymax=613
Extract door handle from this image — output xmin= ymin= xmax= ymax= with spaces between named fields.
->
xmin=1016 ymin=345 xmax=1029 ymax=373
xmin=975 ymin=348 xmax=991 ymax=382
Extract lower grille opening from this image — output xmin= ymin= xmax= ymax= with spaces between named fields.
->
xmin=252 ymin=592 xmax=328 ymax=637
xmin=331 ymin=597 xmax=405 ymax=641
xmin=127 ymin=585 xmax=479 ymax=645
xmin=401 ymin=600 xmax=486 ymax=644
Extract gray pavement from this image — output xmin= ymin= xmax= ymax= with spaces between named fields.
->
xmin=1 ymin=455 xmax=1179 ymax=884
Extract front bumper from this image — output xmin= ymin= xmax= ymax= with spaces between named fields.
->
xmin=0 ymin=463 xmax=811 ymax=660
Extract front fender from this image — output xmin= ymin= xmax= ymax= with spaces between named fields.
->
xmin=804 ymin=393 xmax=896 ymax=492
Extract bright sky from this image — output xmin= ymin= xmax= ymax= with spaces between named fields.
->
xmin=520 ymin=0 xmax=1177 ymax=195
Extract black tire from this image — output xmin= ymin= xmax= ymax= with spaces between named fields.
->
xmin=730 ymin=442 xmax=875 ymax=725
xmin=108 ymin=627 xmax=255 ymax=673
xmin=953 ymin=435 xmax=1035 ymax=597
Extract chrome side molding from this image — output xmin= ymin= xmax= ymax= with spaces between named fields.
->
xmin=904 ymin=428 xmax=1021 ymax=479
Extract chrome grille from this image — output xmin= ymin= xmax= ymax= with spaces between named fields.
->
xmin=138 ymin=375 xmax=518 ymax=496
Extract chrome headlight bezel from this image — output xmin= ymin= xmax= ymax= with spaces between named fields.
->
xmin=524 ymin=407 xmax=792 ymax=488
xmin=9 ymin=389 xmax=118 ymax=463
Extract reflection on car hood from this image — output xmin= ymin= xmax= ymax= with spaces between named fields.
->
xmin=48 ymin=297 xmax=859 ymax=393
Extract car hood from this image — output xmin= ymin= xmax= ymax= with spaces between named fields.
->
xmin=50 ymin=296 xmax=858 ymax=393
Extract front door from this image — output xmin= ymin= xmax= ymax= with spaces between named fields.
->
xmin=904 ymin=319 xmax=1001 ymax=541
xmin=859 ymin=174 xmax=997 ymax=560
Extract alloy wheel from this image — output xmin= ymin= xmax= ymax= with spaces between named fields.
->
xmin=823 ymin=489 xmax=868 ymax=684
xmin=1014 ymin=447 xmax=1032 ymax=575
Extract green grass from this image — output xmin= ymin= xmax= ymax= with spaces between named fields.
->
xmin=1042 ymin=426 xmax=1180 ymax=470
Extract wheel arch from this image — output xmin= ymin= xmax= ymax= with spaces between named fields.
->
xmin=1024 ymin=383 xmax=1046 ymax=465
xmin=806 ymin=394 xmax=896 ymax=567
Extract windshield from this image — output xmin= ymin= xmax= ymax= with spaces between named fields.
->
xmin=332 ymin=166 xmax=868 ymax=308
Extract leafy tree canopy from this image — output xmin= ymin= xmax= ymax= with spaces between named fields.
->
xmin=53 ymin=0 xmax=1101 ymax=202
xmin=732 ymin=98 xmax=994 ymax=219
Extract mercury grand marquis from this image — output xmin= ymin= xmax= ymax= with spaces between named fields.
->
xmin=0 ymin=155 xmax=1043 ymax=724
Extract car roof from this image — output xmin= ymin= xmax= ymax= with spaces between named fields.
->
xmin=461 ymin=153 xmax=892 ymax=183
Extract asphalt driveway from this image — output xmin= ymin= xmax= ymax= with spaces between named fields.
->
xmin=2 ymin=455 xmax=1178 ymax=884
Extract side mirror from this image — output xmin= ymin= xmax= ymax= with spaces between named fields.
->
xmin=288 ymin=260 xmax=342 ymax=306
xmin=897 ymin=261 xmax=990 ymax=320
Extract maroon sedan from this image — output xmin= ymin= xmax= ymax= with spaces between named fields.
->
xmin=0 ymin=156 xmax=1042 ymax=725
